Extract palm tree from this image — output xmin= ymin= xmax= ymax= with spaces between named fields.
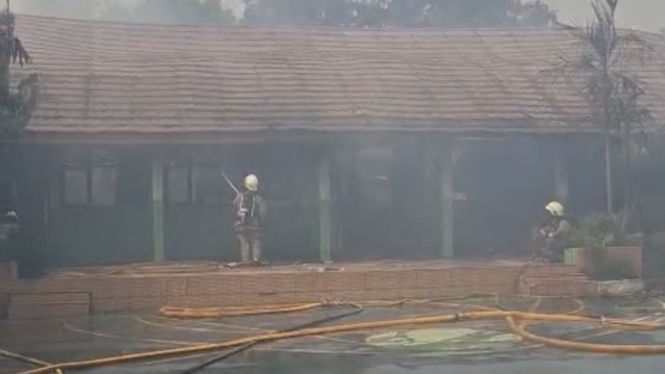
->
xmin=0 ymin=6 xmax=37 ymax=139
xmin=541 ymin=0 xmax=653 ymax=217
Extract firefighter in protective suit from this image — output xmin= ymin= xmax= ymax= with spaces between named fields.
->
xmin=535 ymin=201 xmax=572 ymax=262
xmin=233 ymin=174 xmax=267 ymax=264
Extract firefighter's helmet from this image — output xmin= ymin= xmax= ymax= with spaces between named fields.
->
xmin=545 ymin=201 xmax=564 ymax=216
xmin=244 ymin=174 xmax=259 ymax=191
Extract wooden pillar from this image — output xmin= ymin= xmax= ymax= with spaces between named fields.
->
xmin=151 ymin=159 xmax=165 ymax=262
xmin=604 ymin=137 xmax=613 ymax=215
xmin=440 ymin=141 xmax=454 ymax=259
xmin=554 ymin=141 xmax=569 ymax=204
xmin=319 ymin=151 xmax=332 ymax=263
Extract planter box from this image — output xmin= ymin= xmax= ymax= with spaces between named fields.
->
xmin=564 ymin=246 xmax=642 ymax=279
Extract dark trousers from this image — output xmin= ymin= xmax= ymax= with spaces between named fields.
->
xmin=237 ymin=230 xmax=261 ymax=263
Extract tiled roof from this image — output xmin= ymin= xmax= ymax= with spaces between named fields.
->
xmin=12 ymin=14 xmax=665 ymax=136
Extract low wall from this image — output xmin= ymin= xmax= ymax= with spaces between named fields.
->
xmin=0 ymin=263 xmax=589 ymax=319
xmin=566 ymin=246 xmax=642 ymax=278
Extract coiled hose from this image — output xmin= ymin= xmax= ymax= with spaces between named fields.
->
xmin=12 ymin=297 xmax=665 ymax=374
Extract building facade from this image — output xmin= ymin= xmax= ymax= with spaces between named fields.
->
xmin=8 ymin=15 xmax=665 ymax=270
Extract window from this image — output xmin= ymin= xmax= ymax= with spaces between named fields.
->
xmin=63 ymin=167 xmax=88 ymax=205
xmin=356 ymin=147 xmax=392 ymax=205
xmin=91 ymin=166 xmax=117 ymax=206
xmin=62 ymin=149 xmax=118 ymax=206
xmin=166 ymin=164 xmax=189 ymax=204
xmin=166 ymin=163 xmax=230 ymax=205
xmin=193 ymin=165 xmax=225 ymax=204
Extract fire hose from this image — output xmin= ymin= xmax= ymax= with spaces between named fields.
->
xmin=11 ymin=298 xmax=665 ymax=374
xmin=179 ymin=302 xmax=364 ymax=374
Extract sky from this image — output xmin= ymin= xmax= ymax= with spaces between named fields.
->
xmin=545 ymin=0 xmax=665 ymax=32
xmin=11 ymin=0 xmax=665 ymax=32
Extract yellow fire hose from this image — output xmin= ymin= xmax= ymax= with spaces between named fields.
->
xmin=157 ymin=296 xmax=504 ymax=320
xmin=12 ymin=301 xmax=665 ymax=374
xmin=159 ymin=303 xmax=322 ymax=319
xmin=506 ymin=316 xmax=665 ymax=354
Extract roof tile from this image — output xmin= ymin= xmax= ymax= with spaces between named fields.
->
xmin=12 ymin=14 xmax=665 ymax=135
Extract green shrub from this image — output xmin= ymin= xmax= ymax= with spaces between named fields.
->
xmin=565 ymin=213 xmax=620 ymax=250
xmin=567 ymin=213 xmax=638 ymax=280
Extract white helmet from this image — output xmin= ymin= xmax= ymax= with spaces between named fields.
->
xmin=545 ymin=201 xmax=564 ymax=216
xmin=244 ymin=174 xmax=258 ymax=191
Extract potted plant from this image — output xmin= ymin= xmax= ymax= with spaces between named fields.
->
xmin=564 ymin=213 xmax=642 ymax=280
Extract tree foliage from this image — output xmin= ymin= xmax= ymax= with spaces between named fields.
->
xmin=104 ymin=0 xmax=236 ymax=25
xmin=13 ymin=0 xmax=99 ymax=20
xmin=0 ymin=8 xmax=37 ymax=139
xmin=540 ymin=0 xmax=654 ymax=216
xmin=544 ymin=0 xmax=652 ymax=134
xmin=16 ymin=0 xmax=237 ymax=26
xmin=243 ymin=0 xmax=557 ymax=28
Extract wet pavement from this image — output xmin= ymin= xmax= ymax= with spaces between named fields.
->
xmin=3 ymin=297 xmax=665 ymax=373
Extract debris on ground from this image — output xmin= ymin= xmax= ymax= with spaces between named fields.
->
xmin=300 ymin=264 xmax=345 ymax=272
xmin=597 ymin=279 xmax=646 ymax=297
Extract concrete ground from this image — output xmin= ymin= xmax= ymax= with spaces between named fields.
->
xmin=2 ymin=296 xmax=665 ymax=374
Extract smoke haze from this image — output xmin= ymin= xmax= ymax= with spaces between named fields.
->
xmin=11 ymin=0 xmax=665 ymax=31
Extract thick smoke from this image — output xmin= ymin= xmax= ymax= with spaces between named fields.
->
xmin=12 ymin=0 xmax=244 ymax=22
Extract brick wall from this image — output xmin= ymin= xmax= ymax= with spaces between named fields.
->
xmin=0 ymin=262 xmax=15 ymax=319
xmin=0 ymin=262 xmax=16 ymax=281
xmin=83 ymin=266 xmax=523 ymax=314
xmin=3 ymin=263 xmax=597 ymax=319
xmin=518 ymin=264 xmax=599 ymax=297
